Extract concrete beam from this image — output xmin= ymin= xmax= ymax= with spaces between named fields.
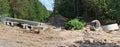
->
xmin=3 ymin=17 xmax=48 ymax=31
xmin=5 ymin=17 xmax=42 ymax=26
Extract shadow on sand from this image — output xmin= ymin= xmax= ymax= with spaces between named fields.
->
xmin=69 ymin=40 xmax=120 ymax=47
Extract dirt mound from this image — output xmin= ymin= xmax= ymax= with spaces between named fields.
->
xmin=0 ymin=24 xmax=119 ymax=47
xmin=46 ymin=15 xmax=68 ymax=27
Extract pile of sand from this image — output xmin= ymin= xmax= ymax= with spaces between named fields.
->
xmin=0 ymin=24 xmax=119 ymax=47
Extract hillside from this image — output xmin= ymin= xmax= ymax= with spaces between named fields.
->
xmin=0 ymin=0 xmax=51 ymax=22
xmin=0 ymin=24 xmax=119 ymax=47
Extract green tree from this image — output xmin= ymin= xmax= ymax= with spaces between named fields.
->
xmin=8 ymin=0 xmax=51 ymax=22
xmin=54 ymin=0 xmax=120 ymax=24
xmin=0 ymin=0 xmax=10 ymax=15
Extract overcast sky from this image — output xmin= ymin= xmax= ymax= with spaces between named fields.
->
xmin=39 ymin=0 xmax=54 ymax=11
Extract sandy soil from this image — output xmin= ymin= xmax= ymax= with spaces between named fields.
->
xmin=0 ymin=24 xmax=120 ymax=47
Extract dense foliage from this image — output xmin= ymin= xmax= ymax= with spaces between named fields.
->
xmin=65 ymin=19 xmax=84 ymax=30
xmin=0 ymin=0 xmax=10 ymax=15
xmin=54 ymin=0 xmax=120 ymax=24
xmin=0 ymin=0 xmax=51 ymax=22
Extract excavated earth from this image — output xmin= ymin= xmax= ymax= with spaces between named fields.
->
xmin=0 ymin=24 xmax=120 ymax=47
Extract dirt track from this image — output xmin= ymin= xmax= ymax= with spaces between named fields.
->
xmin=0 ymin=24 xmax=120 ymax=47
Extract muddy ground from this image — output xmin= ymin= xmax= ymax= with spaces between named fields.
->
xmin=0 ymin=24 xmax=120 ymax=47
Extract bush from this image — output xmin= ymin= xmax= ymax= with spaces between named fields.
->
xmin=65 ymin=19 xmax=84 ymax=30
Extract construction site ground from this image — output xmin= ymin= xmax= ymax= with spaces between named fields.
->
xmin=0 ymin=24 xmax=120 ymax=47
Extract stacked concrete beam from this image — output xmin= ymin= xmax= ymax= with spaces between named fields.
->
xmin=5 ymin=17 xmax=41 ymax=26
xmin=3 ymin=21 xmax=18 ymax=27
xmin=3 ymin=17 xmax=48 ymax=31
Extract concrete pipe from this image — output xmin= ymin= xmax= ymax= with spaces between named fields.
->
xmin=90 ymin=20 xmax=101 ymax=31
xmin=103 ymin=23 xmax=119 ymax=31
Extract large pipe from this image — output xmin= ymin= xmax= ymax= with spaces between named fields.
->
xmin=90 ymin=20 xmax=102 ymax=31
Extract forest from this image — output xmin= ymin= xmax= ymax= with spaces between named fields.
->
xmin=54 ymin=0 xmax=120 ymax=24
xmin=1 ymin=0 xmax=120 ymax=24
xmin=0 ymin=0 xmax=51 ymax=22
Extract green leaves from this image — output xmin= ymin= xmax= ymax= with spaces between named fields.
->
xmin=0 ymin=0 xmax=51 ymax=22
xmin=55 ymin=0 xmax=120 ymax=24
xmin=65 ymin=19 xmax=84 ymax=30
xmin=0 ymin=0 xmax=10 ymax=15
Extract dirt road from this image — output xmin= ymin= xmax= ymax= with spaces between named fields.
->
xmin=0 ymin=24 xmax=120 ymax=47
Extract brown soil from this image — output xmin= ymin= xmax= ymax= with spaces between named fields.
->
xmin=0 ymin=24 xmax=120 ymax=47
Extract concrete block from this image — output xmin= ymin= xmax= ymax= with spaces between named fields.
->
xmin=6 ymin=21 xmax=10 ymax=26
xmin=21 ymin=24 xmax=28 ymax=29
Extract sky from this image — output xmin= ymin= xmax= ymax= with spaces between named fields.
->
xmin=39 ymin=0 xmax=54 ymax=11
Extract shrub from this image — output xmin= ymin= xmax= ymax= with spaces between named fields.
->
xmin=65 ymin=19 xmax=84 ymax=30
